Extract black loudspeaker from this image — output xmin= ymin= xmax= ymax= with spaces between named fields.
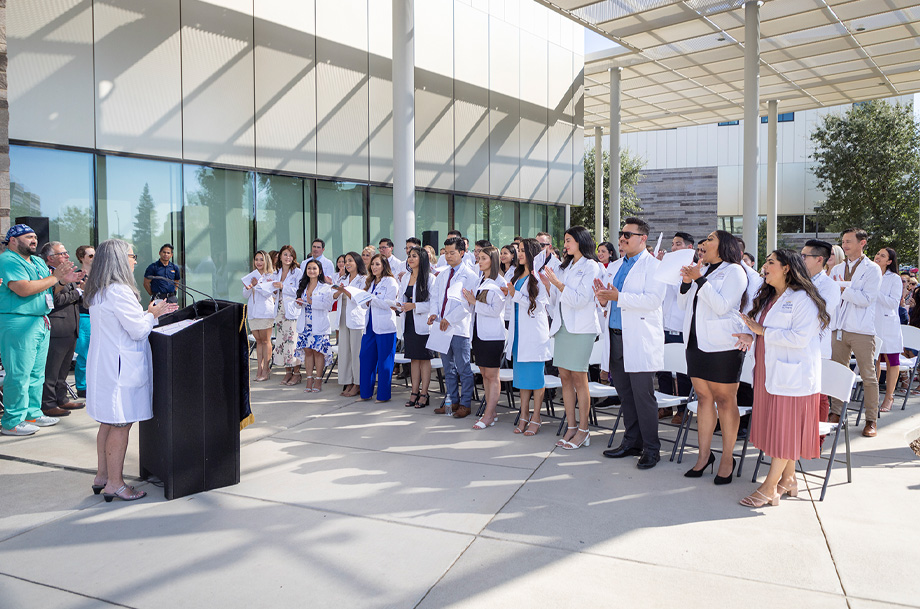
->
xmin=15 ymin=216 xmax=50 ymax=247
xmin=422 ymin=230 xmax=439 ymax=249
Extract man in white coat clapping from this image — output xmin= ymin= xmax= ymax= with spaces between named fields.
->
xmin=802 ymin=239 xmax=841 ymax=427
xmin=594 ymin=217 xmax=667 ymax=469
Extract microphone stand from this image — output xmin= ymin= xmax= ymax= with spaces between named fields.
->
xmin=173 ymin=283 xmax=199 ymax=318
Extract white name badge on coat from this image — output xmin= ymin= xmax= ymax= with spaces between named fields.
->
xmin=46 ymin=293 xmax=54 ymax=308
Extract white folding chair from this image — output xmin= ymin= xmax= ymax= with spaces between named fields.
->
xmin=898 ymin=325 xmax=920 ymax=411
xmin=649 ymin=343 xmax=694 ymax=457
xmin=752 ymin=360 xmax=857 ymax=501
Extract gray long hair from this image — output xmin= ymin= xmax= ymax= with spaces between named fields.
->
xmin=83 ymin=239 xmax=139 ymax=306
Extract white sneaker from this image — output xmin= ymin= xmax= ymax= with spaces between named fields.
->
xmin=1 ymin=422 xmax=40 ymax=436
xmin=25 ymin=416 xmax=60 ymax=427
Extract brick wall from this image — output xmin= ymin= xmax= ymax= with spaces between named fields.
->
xmin=635 ymin=167 xmax=718 ymax=245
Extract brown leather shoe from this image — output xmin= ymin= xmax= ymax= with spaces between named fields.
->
xmin=828 ymin=413 xmax=840 ymax=424
xmin=434 ymin=405 xmax=448 ymax=415
xmin=452 ymin=406 xmax=472 ymax=419
xmin=59 ymin=402 xmax=85 ymax=410
xmin=862 ymin=421 xmax=877 ymax=437
xmin=42 ymin=407 xmax=70 ymax=417
xmin=657 ymin=407 xmax=673 ymax=420
xmin=671 ymin=412 xmax=685 ymax=425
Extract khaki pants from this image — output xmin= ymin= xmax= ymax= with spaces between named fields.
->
xmin=830 ymin=330 xmax=878 ymax=422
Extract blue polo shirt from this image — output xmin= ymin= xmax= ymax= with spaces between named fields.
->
xmin=145 ymin=260 xmax=181 ymax=294
xmin=608 ymin=253 xmax=639 ymax=330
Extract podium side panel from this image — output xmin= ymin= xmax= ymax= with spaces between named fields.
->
xmin=201 ymin=304 xmax=242 ymax=490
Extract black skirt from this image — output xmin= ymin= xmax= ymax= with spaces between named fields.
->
xmin=685 ymin=331 xmax=744 ymax=384
xmin=403 ymin=313 xmax=432 ymax=360
xmin=472 ymin=319 xmax=504 ymax=368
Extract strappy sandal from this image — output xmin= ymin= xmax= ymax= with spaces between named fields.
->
xmin=288 ymin=373 xmax=302 ymax=386
xmin=776 ymin=480 xmax=798 ymax=498
xmin=740 ymin=489 xmax=780 ymax=507
xmin=303 ymin=376 xmax=315 ymax=393
xmin=523 ymin=420 xmax=542 ymax=436
xmin=102 ymin=484 xmax=147 ymax=503
xmin=472 ymin=416 xmax=497 ymax=430
xmin=514 ymin=418 xmax=530 ymax=434
xmin=405 ymin=392 xmax=420 ymax=408
xmin=415 ymin=393 xmax=430 ymax=409
xmin=556 ymin=426 xmax=576 ymax=447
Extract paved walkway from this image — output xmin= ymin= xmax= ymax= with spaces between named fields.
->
xmin=1 ymin=367 xmax=919 ymax=608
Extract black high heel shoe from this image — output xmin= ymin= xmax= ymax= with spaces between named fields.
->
xmin=714 ymin=458 xmax=737 ymax=485
xmin=684 ymin=452 xmax=715 ymax=478
xmin=91 ymin=484 xmax=105 ymax=495
xmin=415 ymin=393 xmax=430 ymax=409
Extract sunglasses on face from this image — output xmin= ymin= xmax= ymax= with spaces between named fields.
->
xmin=618 ymin=231 xmax=645 ymax=240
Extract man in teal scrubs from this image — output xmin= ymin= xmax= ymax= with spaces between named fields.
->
xmin=0 ymin=225 xmax=83 ymax=436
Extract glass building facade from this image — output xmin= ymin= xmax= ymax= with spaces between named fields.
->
xmin=10 ymin=144 xmax=566 ymax=305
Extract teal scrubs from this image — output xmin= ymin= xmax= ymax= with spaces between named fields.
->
xmin=0 ymin=249 xmax=53 ymax=429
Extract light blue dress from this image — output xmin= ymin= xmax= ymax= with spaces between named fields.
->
xmin=512 ymin=276 xmax=545 ymax=390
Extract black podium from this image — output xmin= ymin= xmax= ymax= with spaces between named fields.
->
xmin=139 ymin=299 xmax=249 ymax=500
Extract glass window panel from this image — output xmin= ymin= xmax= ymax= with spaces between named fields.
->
xmin=777 ymin=215 xmax=804 ymax=233
xmin=9 ymin=145 xmax=94 ymax=251
xmin=520 ymin=202 xmax=547 ymax=239
xmin=183 ymin=166 xmax=254 ymax=303
xmin=255 ymin=174 xmax=307 ymax=261
xmin=454 ymin=196 xmax=487 ymax=243
xmin=369 ymin=186 xmax=394 ymax=247
xmin=96 ymin=155 xmax=182 ymax=306
xmin=415 ymin=191 xmax=449 ymax=248
xmin=489 ymin=200 xmax=516 ymax=248
xmin=316 ymin=180 xmax=365 ymax=257
xmin=548 ymin=206 xmax=565 ymax=245
xmin=804 ymin=215 xmax=817 ymax=234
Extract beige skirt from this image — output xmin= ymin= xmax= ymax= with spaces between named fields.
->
xmin=248 ymin=317 xmax=274 ymax=331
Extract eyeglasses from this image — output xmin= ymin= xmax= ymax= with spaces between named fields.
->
xmin=618 ymin=231 xmax=646 ymax=240
xmin=802 ymin=254 xmax=823 ymax=259
xmin=540 ymin=242 xmax=552 ymax=248
xmin=85 ymin=254 xmax=94 ymax=258
xmin=127 ymin=254 xmax=138 ymax=260
xmin=53 ymin=250 xmax=69 ymax=257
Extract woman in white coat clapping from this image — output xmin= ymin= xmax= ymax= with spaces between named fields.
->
xmin=271 ymin=245 xmax=304 ymax=385
xmin=874 ymin=247 xmax=904 ymax=412
xmin=504 ymin=239 xmax=551 ymax=436
xmin=84 ymin=239 xmax=177 ymax=502
xmin=295 ymin=260 xmax=334 ymax=393
xmin=360 ymin=255 xmax=399 ymax=402
xmin=735 ymin=249 xmax=830 ymax=507
xmin=464 ymin=246 xmax=507 ymax=429
xmin=397 ymin=247 xmax=436 ymax=408
xmin=540 ymin=226 xmax=602 ymax=450
xmin=244 ymin=250 xmax=276 ymax=382
xmin=332 ymin=252 xmax=368 ymax=398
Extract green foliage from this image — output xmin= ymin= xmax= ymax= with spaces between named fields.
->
xmin=576 ymin=147 xmax=644 ymax=242
xmin=811 ymin=100 xmax=920 ymax=263
xmin=133 ymin=183 xmax=157 ymax=261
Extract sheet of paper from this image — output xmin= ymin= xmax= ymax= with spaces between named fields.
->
xmin=152 ymin=317 xmax=201 ymax=336
xmin=433 ymin=265 xmax=450 ymax=274
xmin=653 ymin=248 xmax=696 ymax=286
xmin=426 ymin=323 xmax=454 ymax=353
xmin=344 ymin=286 xmax=373 ymax=306
xmin=533 ymin=250 xmax=547 ymax=272
xmin=653 ymin=232 xmax=663 ymax=257
xmin=446 ymin=281 xmax=464 ymax=301
xmin=241 ymin=270 xmax=261 ymax=287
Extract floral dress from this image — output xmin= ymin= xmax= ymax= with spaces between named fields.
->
xmin=272 ymin=297 xmax=301 ymax=367
xmin=295 ymin=301 xmax=334 ymax=367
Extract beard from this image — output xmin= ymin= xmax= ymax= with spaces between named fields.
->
xmin=14 ymin=240 xmax=36 ymax=256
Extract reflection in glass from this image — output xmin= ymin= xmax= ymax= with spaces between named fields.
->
xmin=415 ymin=191 xmax=449 ymax=247
xmin=519 ymin=202 xmax=547 ymax=239
xmin=369 ymin=186 xmax=394 ymax=247
xmin=9 ymin=145 xmax=94 ymax=250
xmin=454 ymin=196 xmax=487 ymax=243
xmin=316 ymin=181 xmax=365 ymax=256
xmin=183 ymin=166 xmax=254 ymax=303
xmin=97 ymin=155 xmax=182 ymax=305
xmin=489 ymin=200 xmax=516 ymax=248
xmin=256 ymin=174 xmax=307 ymax=259
xmin=548 ymin=206 xmax=565 ymax=245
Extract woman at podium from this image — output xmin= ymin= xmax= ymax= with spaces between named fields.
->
xmin=295 ymin=260 xmax=334 ymax=393
xmin=83 ymin=239 xmax=175 ymax=502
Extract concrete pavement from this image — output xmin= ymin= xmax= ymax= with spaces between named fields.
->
xmin=1 ymin=366 xmax=918 ymax=609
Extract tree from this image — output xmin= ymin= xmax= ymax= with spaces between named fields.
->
xmin=133 ymin=182 xmax=157 ymax=261
xmin=576 ymin=147 xmax=644 ymax=243
xmin=811 ymin=100 xmax=920 ymax=264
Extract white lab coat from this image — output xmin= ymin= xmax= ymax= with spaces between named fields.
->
xmin=812 ymin=271 xmax=840 ymax=359
xmin=875 ymin=270 xmax=904 ymax=353
xmin=366 ymin=276 xmax=400 ymax=334
xmin=428 ymin=262 xmax=480 ymax=338
xmin=755 ymin=288 xmax=822 ymax=396
xmin=601 ymin=250 xmax=667 ymax=373
xmin=548 ymin=256 xmax=602 ymax=336
xmin=678 ymin=261 xmax=748 ymax=353
xmin=243 ymin=272 xmax=275 ymax=319
xmin=829 ymin=255 xmax=882 ymax=335
xmin=85 ymin=284 xmax=156 ymax=425
xmin=295 ymin=282 xmax=334 ymax=336
xmin=504 ymin=275 xmax=552 ymax=363
xmin=502 ymin=266 xmax=517 ymax=321
xmin=335 ymin=274 xmax=369 ymax=330
xmin=742 ymin=263 xmax=763 ymax=314
xmin=472 ymin=276 xmax=507 ymax=341
xmin=274 ymin=266 xmax=303 ymax=320
xmin=397 ymin=271 xmax=436 ymax=336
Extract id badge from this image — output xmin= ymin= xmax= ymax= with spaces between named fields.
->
xmin=45 ymin=293 xmax=54 ymax=309
xmin=836 ymin=330 xmax=842 ymax=342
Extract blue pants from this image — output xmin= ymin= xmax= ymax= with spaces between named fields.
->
xmin=75 ymin=313 xmax=91 ymax=391
xmin=0 ymin=314 xmax=49 ymax=429
xmin=359 ymin=317 xmax=396 ymax=401
xmin=442 ymin=334 xmax=474 ymax=408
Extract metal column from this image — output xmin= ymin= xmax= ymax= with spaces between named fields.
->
xmin=766 ymin=100 xmax=778 ymax=253
xmin=742 ymin=1 xmax=761 ymax=264
xmin=594 ymin=126 xmax=603 ymax=240
xmin=608 ymin=67 xmax=622 ymax=236
xmin=392 ymin=0 xmax=415 ymax=247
